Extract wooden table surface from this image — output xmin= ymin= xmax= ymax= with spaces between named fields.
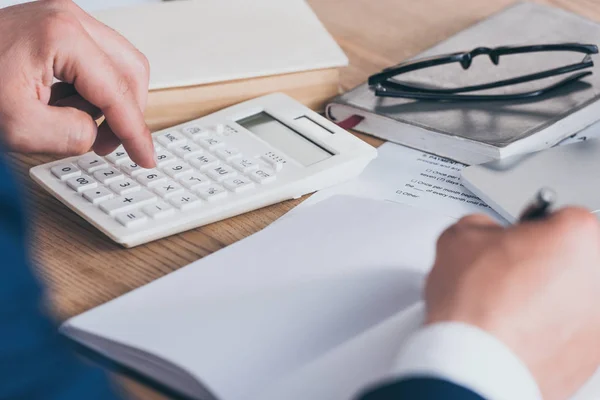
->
xmin=8 ymin=0 xmax=600 ymax=398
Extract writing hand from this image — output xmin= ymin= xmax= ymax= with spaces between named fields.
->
xmin=427 ymin=210 xmax=600 ymax=400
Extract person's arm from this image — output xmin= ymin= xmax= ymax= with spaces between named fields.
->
xmin=360 ymin=211 xmax=600 ymax=400
xmin=359 ymin=322 xmax=539 ymax=400
xmin=0 ymin=154 xmax=123 ymax=400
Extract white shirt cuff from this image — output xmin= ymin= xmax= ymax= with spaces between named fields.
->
xmin=393 ymin=322 xmax=542 ymax=400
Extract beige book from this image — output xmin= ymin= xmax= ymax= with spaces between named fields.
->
xmin=93 ymin=0 xmax=348 ymax=130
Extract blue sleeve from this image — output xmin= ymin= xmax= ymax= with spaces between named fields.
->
xmin=0 ymin=153 xmax=123 ymax=400
xmin=358 ymin=377 xmax=486 ymax=400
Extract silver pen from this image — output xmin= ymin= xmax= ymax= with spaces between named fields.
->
xmin=518 ymin=188 xmax=557 ymax=222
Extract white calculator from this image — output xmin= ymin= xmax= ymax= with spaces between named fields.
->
xmin=30 ymin=93 xmax=377 ymax=247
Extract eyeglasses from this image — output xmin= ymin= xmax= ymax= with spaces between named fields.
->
xmin=368 ymin=43 xmax=599 ymax=102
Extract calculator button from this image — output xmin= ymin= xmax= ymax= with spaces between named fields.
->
xmin=173 ymin=142 xmax=204 ymax=160
xmin=197 ymin=184 xmax=228 ymax=201
xmin=154 ymin=180 xmax=185 ymax=198
xmin=223 ymin=177 xmax=255 ymax=193
xmin=206 ymin=164 xmax=237 ymax=182
xmin=163 ymin=162 xmax=193 ymax=179
xmin=230 ymin=157 xmax=259 ymax=173
xmin=105 ymin=147 xmax=129 ymax=165
xmin=180 ymin=125 xmax=209 ymax=139
xmin=215 ymin=147 xmax=240 ymax=161
xmin=169 ymin=192 xmax=202 ymax=210
xmin=115 ymin=211 xmax=148 ymax=228
xmin=156 ymin=131 xmax=187 ymax=149
xmin=109 ymin=178 xmax=140 ymax=195
xmin=179 ymin=172 xmax=211 ymax=190
xmin=51 ymin=163 xmax=81 ymax=181
xmin=82 ymin=186 xmax=114 ymax=204
xmin=99 ymin=189 xmax=156 ymax=216
xmin=77 ymin=154 xmax=108 ymax=173
xmin=142 ymin=201 xmax=175 ymax=219
xmin=120 ymin=159 xmax=146 ymax=176
xmin=197 ymin=135 xmax=225 ymax=151
xmin=66 ymin=175 xmax=97 ymax=192
xmin=249 ymin=167 xmax=276 ymax=184
xmin=155 ymin=147 xmax=177 ymax=167
xmin=93 ymin=167 xmax=124 ymax=184
xmin=136 ymin=170 xmax=168 ymax=187
xmin=188 ymin=153 xmax=220 ymax=171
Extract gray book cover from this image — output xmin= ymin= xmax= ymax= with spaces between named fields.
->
xmin=330 ymin=2 xmax=600 ymax=151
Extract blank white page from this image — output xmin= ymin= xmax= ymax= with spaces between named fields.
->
xmin=92 ymin=0 xmax=348 ymax=90
xmin=63 ymin=196 xmax=454 ymax=400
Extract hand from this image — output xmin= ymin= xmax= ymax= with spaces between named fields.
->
xmin=426 ymin=209 xmax=600 ymax=400
xmin=0 ymin=0 xmax=155 ymax=167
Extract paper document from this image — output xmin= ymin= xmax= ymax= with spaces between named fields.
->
xmin=63 ymin=196 xmax=454 ymax=400
xmin=299 ymin=142 xmax=503 ymax=221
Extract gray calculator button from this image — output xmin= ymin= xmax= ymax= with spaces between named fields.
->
xmin=77 ymin=154 xmax=108 ymax=173
xmin=197 ymin=184 xmax=228 ymax=201
xmin=223 ymin=177 xmax=255 ymax=193
xmin=215 ymin=147 xmax=240 ymax=162
xmin=206 ymin=164 xmax=237 ymax=182
xmin=173 ymin=143 xmax=204 ymax=160
xmin=115 ymin=211 xmax=148 ymax=228
xmin=164 ymin=162 xmax=193 ymax=179
xmin=154 ymin=147 xmax=177 ymax=167
xmin=99 ymin=189 xmax=156 ymax=216
xmin=51 ymin=163 xmax=81 ymax=180
xmin=142 ymin=201 xmax=175 ymax=219
xmin=179 ymin=172 xmax=211 ymax=190
xmin=66 ymin=175 xmax=97 ymax=192
xmin=197 ymin=135 xmax=225 ymax=151
xmin=156 ymin=131 xmax=187 ymax=148
xmin=82 ymin=186 xmax=114 ymax=204
xmin=105 ymin=147 xmax=129 ymax=165
xmin=249 ymin=167 xmax=276 ymax=184
xmin=154 ymin=180 xmax=185 ymax=198
xmin=230 ymin=157 xmax=259 ymax=173
xmin=169 ymin=191 xmax=202 ymax=211
xmin=136 ymin=170 xmax=168 ymax=187
xmin=93 ymin=167 xmax=124 ymax=184
xmin=109 ymin=178 xmax=140 ymax=195
xmin=188 ymin=153 xmax=220 ymax=171
xmin=120 ymin=159 xmax=146 ymax=176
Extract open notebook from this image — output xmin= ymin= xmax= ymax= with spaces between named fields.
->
xmin=61 ymin=196 xmax=600 ymax=400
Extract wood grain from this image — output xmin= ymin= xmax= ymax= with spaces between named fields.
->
xmin=9 ymin=0 xmax=600 ymax=398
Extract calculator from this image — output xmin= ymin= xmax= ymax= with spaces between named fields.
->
xmin=30 ymin=93 xmax=377 ymax=247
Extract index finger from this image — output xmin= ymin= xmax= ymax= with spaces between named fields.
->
xmin=52 ymin=22 xmax=155 ymax=168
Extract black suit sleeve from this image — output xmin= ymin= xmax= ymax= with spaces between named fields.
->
xmin=358 ymin=377 xmax=486 ymax=400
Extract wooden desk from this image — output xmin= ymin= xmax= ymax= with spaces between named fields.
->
xmin=8 ymin=0 xmax=600 ymax=398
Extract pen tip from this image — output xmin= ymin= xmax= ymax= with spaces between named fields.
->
xmin=538 ymin=187 xmax=557 ymax=205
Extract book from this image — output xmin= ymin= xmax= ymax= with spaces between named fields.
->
xmin=326 ymin=2 xmax=600 ymax=165
xmin=93 ymin=0 xmax=348 ymax=130
xmin=60 ymin=196 xmax=454 ymax=400
xmin=60 ymin=194 xmax=600 ymax=400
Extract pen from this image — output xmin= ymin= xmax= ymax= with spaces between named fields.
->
xmin=518 ymin=188 xmax=557 ymax=222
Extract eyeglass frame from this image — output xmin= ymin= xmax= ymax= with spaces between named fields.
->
xmin=368 ymin=43 xmax=599 ymax=101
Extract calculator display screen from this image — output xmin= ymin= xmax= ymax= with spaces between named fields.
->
xmin=237 ymin=112 xmax=333 ymax=166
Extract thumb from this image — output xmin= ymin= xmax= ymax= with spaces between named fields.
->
xmin=30 ymin=104 xmax=99 ymax=155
